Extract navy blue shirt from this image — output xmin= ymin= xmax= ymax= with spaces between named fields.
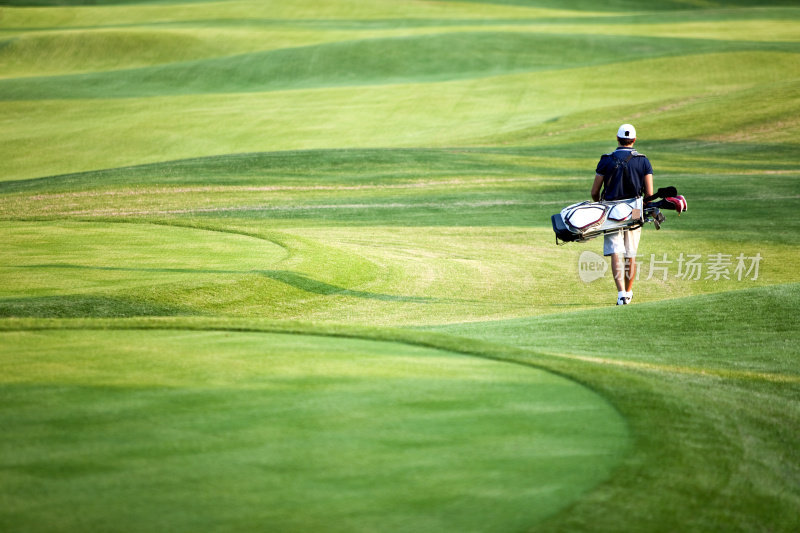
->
xmin=595 ymin=148 xmax=653 ymax=201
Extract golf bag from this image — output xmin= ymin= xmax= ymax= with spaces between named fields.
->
xmin=551 ymin=187 xmax=686 ymax=244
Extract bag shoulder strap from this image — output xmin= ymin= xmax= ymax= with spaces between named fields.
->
xmin=602 ymin=151 xmax=635 ymax=200
xmin=613 ymin=150 xmax=635 ymax=163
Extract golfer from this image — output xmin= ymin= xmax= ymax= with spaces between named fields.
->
xmin=590 ymin=124 xmax=654 ymax=305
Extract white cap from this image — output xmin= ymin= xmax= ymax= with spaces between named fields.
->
xmin=617 ymin=124 xmax=636 ymax=139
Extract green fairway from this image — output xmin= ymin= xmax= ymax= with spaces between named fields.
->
xmin=1 ymin=1 xmax=799 ymax=532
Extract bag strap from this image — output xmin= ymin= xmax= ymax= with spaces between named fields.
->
xmin=621 ymin=151 xmax=637 ymax=196
xmin=615 ymin=150 xmax=635 ymax=165
xmin=601 ymin=151 xmax=635 ymax=200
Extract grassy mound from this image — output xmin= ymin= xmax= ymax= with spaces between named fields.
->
xmin=0 ymin=328 xmax=627 ymax=533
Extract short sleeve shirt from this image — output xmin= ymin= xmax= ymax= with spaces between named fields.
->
xmin=595 ymin=148 xmax=653 ymax=201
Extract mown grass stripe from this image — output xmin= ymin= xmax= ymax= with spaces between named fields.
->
xmin=0 ymin=316 xmax=795 ymax=384
xmin=2 ymin=32 xmax=797 ymax=100
xmin=545 ymin=352 xmax=800 ymax=384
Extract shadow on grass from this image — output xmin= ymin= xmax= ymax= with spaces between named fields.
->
xmin=22 ymin=264 xmax=437 ymax=303
xmin=0 ymin=294 xmax=191 ymax=318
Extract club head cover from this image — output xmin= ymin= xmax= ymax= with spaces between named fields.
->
xmin=665 ymin=196 xmax=687 ymax=213
xmin=644 ymin=186 xmax=678 ymax=203
xmin=660 ymin=186 xmax=678 ymax=198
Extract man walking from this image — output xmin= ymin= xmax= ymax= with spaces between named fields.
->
xmin=590 ymin=124 xmax=654 ymax=305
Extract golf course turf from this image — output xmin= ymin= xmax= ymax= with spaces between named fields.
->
xmin=1 ymin=1 xmax=798 ymax=532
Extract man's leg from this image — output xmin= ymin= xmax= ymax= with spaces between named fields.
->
xmin=623 ymin=227 xmax=642 ymax=302
xmin=611 ymin=253 xmax=626 ymax=292
xmin=605 ymin=230 xmax=628 ymax=304
xmin=625 ymin=257 xmax=636 ymax=292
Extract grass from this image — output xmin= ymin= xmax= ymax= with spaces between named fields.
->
xmin=0 ymin=1 xmax=799 ymax=532
xmin=0 ymin=329 xmax=627 ymax=533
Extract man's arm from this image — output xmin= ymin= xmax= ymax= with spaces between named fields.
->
xmin=644 ymin=173 xmax=654 ymax=199
xmin=591 ymin=173 xmax=604 ymax=202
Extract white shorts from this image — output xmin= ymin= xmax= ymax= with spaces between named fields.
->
xmin=604 ymin=227 xmax=641 ymax=258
